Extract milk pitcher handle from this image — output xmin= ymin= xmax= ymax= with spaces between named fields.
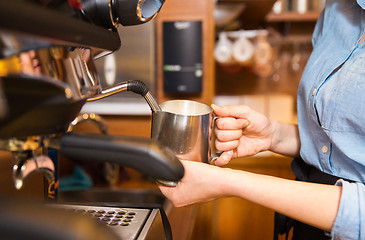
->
xmin=210 ymin=115 xmax=223 ymax=164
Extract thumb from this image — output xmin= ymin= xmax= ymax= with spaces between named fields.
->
xmin=213 ymin=150 xmax=234 ymax=166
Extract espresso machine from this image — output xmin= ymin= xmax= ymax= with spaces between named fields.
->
xmin=0 ymin=0 xmax=183 ymax=239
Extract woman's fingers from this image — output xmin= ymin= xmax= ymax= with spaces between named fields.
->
xmin=215 ymin=117 xmax=250 ymax=130
xmin=215 ymin=139 xmax=240 ymax=151
xmin=215 ymin=128 xmax=242 ymax=142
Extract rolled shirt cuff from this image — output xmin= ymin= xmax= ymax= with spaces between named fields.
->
xmin=331 ymin=179 xmax=360 ymax=239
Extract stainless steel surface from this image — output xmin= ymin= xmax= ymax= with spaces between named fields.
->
xmin=86 ymin=82 xmax=161 ymax=113
xmin=144 ymin=92 xmax=162 ymax=113
xmin=0 ymin=136 xmax=45 ymax=152
xmin=117 ymin=0 xmax=165 ymax=26
xmin=86 ymin=81 xmax=128 ymax=101
xmin=0 ymin=200 xmax=121 ymax=240
xmin=53 ymin=204 xmax=155 ymax=240
xmin=0 ymin=136 xmax=56 ymax=195
xmin=0 ymin=44 xmax=159 ymax=116
xmin=0 ymin=45 xmax=154 ymax=96
xmin=57 ymin=189 xmax=169 ymax=239
xmin=82 ymin=20 xmax=156 ymax=115
xmin=137 ymin=0 xmax=164 ymax=22
xmin=151 ymin=100 xmax=214 ymax=163
xmin=0 ymin=47 xmax=101 ymax=101
xmin=154 ymin=179 xmax=178 ymax=187
xmin=138 ymin=208 xmax=165 ymax=240
xmin=68 ymin=113 xmax=108 ymax=134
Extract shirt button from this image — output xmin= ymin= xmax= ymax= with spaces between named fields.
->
xmin=312 ymin=88 xmax=317 ymax=96
xmin=322 ymin=146 xmax=328 ymax=153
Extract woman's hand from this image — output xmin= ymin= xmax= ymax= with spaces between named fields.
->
xmin=212 ymin=104 xmax=300 ymax=166
xmin=158 ymin=160 xmax=231 ymax=207
xmin=212 ymin=104 xmax=275 ymax=166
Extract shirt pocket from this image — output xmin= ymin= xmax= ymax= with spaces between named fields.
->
xmin=315 ymin=53 xmax=365 ymax=134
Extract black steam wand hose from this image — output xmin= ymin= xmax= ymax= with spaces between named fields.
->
xmin=87 ymin=80 xmax=162 ymax=113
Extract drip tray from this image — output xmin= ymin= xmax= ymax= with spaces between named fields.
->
xmin=52 ymin=204 xmax=160 ymax=240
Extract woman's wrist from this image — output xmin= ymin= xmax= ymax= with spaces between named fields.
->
xmin=268 ymin=120 xmax=281 ymax=153
xmin=267 ymin=121 xmax=300 ymax=157
xmin=216 ymin=167 xmax=236 ymax=197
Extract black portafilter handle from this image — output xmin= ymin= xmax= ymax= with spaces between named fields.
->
xmin=58 ymin=132 xmax=184 ymax=183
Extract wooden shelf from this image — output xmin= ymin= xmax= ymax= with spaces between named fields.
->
xmin=266 ymin=11 xmax=321 ymax=22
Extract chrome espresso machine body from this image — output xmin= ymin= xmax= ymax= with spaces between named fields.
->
xmin=0 ymin=1 xmax=182 ymax=239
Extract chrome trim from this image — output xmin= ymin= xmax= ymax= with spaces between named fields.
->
xmin=0 ymin=47 xmax=101 ymax=101
xmin=68 ymin=113 xmax=108 ymax=134
xmin=86 ymin=81 xmax=128 ymax=101
xmin=108 ymin=0 xmax=119 ymax=28
xmin=136 ymin=0 xmax=160 ymax=22
xmin=87 ymin=81 xmax=161 ymax=113
xmin=12 ymin=152 xmax=55 ymax=192
xmin=0 ymin=136 xmax=44 ymax=152
xmin=145 ymin=91 xmax=162 ymax=113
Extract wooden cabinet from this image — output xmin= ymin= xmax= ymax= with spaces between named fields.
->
xmin=154 ymin=0 xmax=215 ymax=105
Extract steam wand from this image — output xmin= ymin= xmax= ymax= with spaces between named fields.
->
xmin=87 ymin=80 xmax=162 ymax=113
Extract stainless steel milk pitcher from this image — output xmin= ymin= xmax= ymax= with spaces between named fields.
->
xmin=151 ymin=100 xmax=215 ymax=164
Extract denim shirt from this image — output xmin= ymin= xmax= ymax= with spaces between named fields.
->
xmin=297 ymin=0 xmax=365 ymax=238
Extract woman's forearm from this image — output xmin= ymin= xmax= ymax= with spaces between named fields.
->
xmin=221 ymin=168 xmax=342 ymax=232
xmin=269 ymin=121 xmax=301 ymax=157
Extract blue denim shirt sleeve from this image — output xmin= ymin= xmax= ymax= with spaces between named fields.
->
xmin=331 ymin=180 xmax=365 ymax=239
